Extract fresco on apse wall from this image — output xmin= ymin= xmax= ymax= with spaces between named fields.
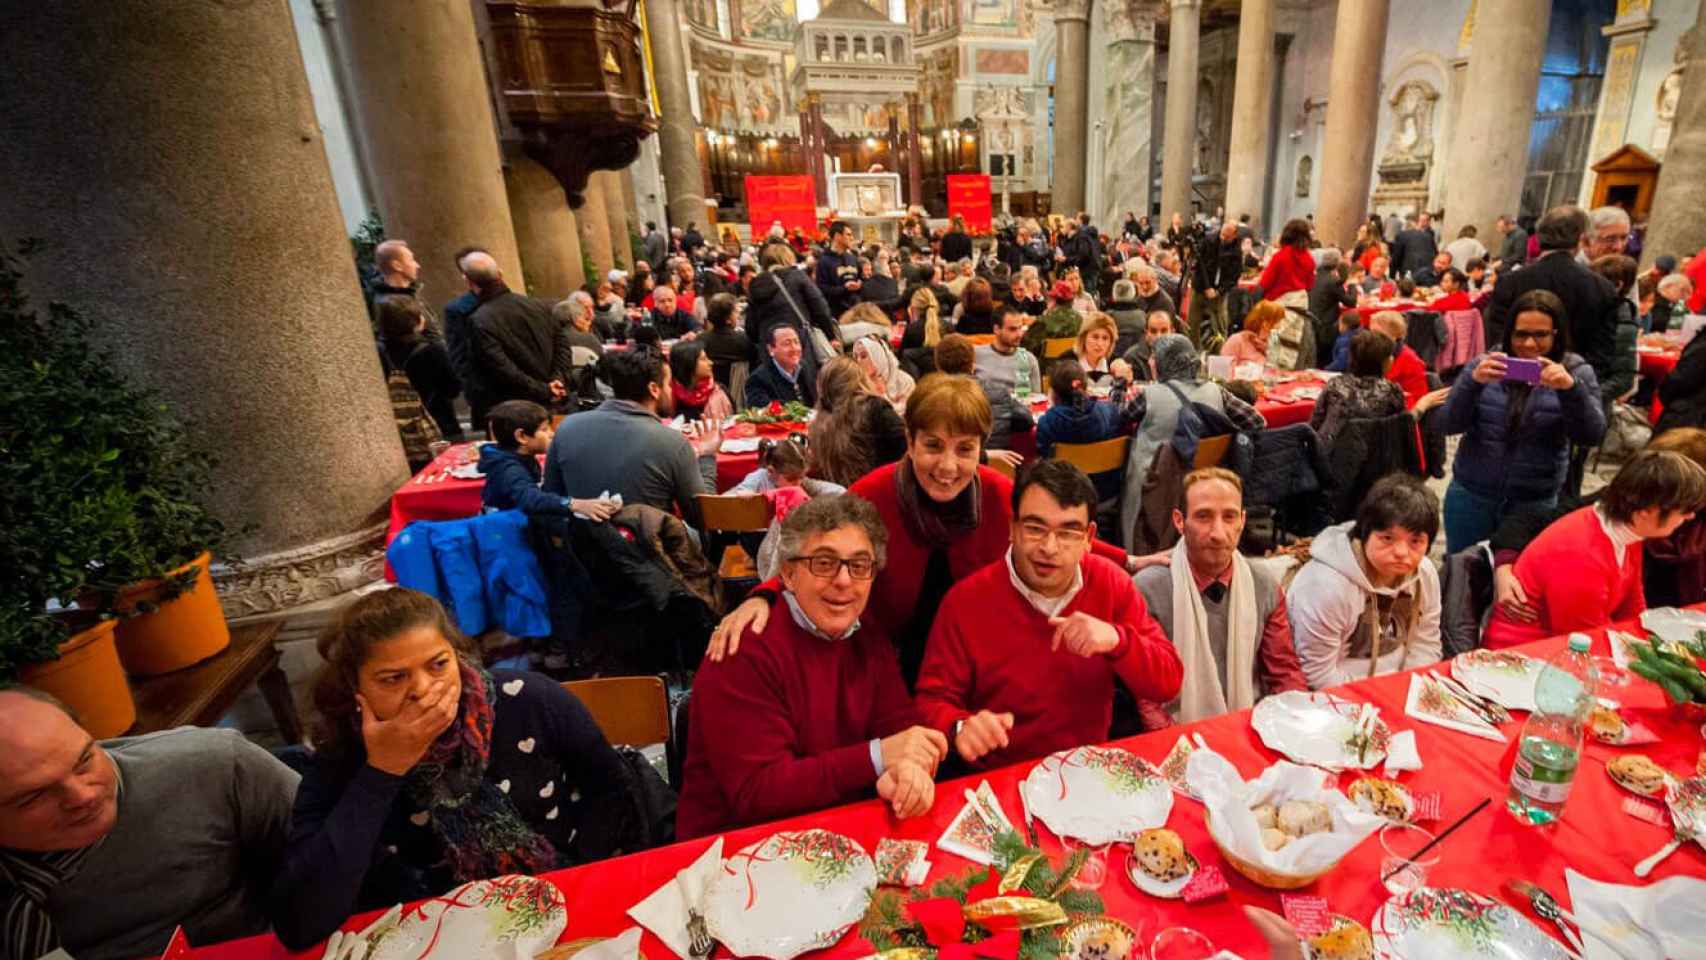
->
xmin=699 ymin=69 xmax=740 ymax=127
xmin=688 ymin=0 xmax=718 ymax=30
xmin=914 ymin=0 xmax=953 ymax=34
xmin=970 ymin=0 xmax=1018 ymax=27
xmin=739 ymin=0 xmax=796 ymax=43
xmin=923 ymin=47 xmax=960 ymax=125
xmin=973 ymin=47 xmax=1028 ymax=75
xmin=740 ymin=57 xmax=786 ymax=126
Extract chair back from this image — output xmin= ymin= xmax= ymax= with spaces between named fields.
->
xmin=571 ymin=345 xmax=601 ymax=369
xmin=1191 ymin=434 xmax=1232 ymax=468
xmin=1053 ymin=436 xmax=1131 ymax=474
xmin=697 ymin=494 xmax=772 ymax=531
xmin=986 ymin=455 xmax=1017 ymax=479
xmin=728 ymin=361 xmax=750 ymax=410
xmin=562 ymin=675 xmax=671 ymax=750
xmin=965 ymin=333 xmax=998 ymax=347
xmin=1043 ymin=337 xmax=1077 ymax=359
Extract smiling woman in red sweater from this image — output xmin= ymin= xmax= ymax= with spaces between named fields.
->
xmin=706 ymin=375 xmax=1150 ymax=687
xmin=1257 ymin=219 xmax=1317 ymax=301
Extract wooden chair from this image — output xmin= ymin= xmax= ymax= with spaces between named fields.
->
xmin=1043 ymin=337 xmax=1077 ymax=359
xmin=986 ymin=456 xmax=1017 ymax=479
xmin=696 ymin=493 xmax=772 ymax=581
xmin=1192 ymin=434 xmax=1232 ymax=469
xmin=562 ymin=676 xmax=677 ymax=783
xmin=965 ymin=333 xmax=998 ymax=347
xmin=727 ymin=361 xmax=750 ymax=411
xmin=1052 ymin=436 xmax=1131 ymax=474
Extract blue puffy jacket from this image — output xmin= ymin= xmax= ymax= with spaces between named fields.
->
xmin=1441 ymin=351 xmax=1606 ymax=502
xmin=386 ymin=510 xmax=552 ymax=639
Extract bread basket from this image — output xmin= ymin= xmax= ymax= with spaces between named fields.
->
xmin=1205 ymin=810 xmax=1346 ymax=890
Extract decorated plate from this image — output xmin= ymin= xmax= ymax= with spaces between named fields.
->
xmin=1251 ymin=692 xmax=1391 ymax=771
xmin=1452 ymin=650 xmax=1545 ymax=712
xmin=1371 ymin=888 xmax=1569 ymax=960
xmin=367 ymin=875 xmax=567 ymax=960
xmin=704 ymin=830 xmax=876 ymax=960
xmin=1639 ymin=607 xmax=1706 ymax=646
xmin=1061 ymin=916 xmax=1138 ymax=960
xmin=1666 ymin=776 xmax=1706 ymax=850
xmin=1125 ymin=847 xmax=1198 ymax=899
xmin=1022 ymin=746 xmax=1174 ymax=845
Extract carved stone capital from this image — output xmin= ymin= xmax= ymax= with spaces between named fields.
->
xmin=212 ymin=522 xmax=391 ymax=620
xmin=1105 ymin=0 xmax=1159 ymax=43
xmin=1053 ymin=0 xmax=1091 ymax=23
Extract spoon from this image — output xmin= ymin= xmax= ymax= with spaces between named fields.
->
xmin=1634 ymin=834 xmax=1682 ymax=877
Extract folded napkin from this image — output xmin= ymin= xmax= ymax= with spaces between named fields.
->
xmin=573 ymin=927 xmax=645 ymax=960
xmin=1565 ymin=867 xmax=1706 ymax=960
xmin=627 ymin=837 xmax=723 ymax=960
xmin=1383 ymin=730 xmax=1422 ymax=777
xmin=1403 ymin=673 xmax=1507 ymax=743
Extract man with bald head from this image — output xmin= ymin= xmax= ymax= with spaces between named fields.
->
xmin=1126 ymin=263 xmax=1176 ymax=320
xmin=464 ymin=251 xmax=575 ymax=431
xmin=0 ymin=688 xmax=298 ymax=959
xmin=366 ymin=240 xmax=442 ymax=343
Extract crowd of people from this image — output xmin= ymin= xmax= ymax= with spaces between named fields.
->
xmin=9 ymin=200 xmax=1706 ymax=960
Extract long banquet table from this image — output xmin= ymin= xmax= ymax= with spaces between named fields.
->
xmin=190 ymin=615 xmax=1705 ymax=959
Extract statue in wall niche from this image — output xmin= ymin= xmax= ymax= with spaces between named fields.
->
xmin=1296 ymin=155 xmax=1312 ymax=198
xmin=1379 ymin=80 xmax=1438 ymax=169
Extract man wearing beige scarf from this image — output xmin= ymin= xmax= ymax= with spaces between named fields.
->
xmin=1132 ymin=469 xmax=1307 ymax=726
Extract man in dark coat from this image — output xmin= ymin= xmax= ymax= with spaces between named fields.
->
xmin=1187 ymin=223 xmax=1243 ymax=348
xmin=463 ymin=252 xmax=573 ymax=430
xmin=441 ymin=245 xmax=489 ymax=409
xmin=642 ymin=221 xmax=667 ymax=273
xmin=815 ymin=221 xmax=863 ymax=319
xmin=744 ymin=325 xmax=818 ymax=408
xmin=1308 ymin=249 xmax=1357 ymax=367
xmin=940 ymin=215 xmax=973 ymax=263
xmin=1390 ymin=211 xmax=1440 ymax=278
xmin=1495 ymin=215 xmax=1529 ymax=267
xmin=1484 ymin=205 xmax=1618 ymax=383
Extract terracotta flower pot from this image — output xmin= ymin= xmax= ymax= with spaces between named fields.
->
xmin=21 ymin=617 xmax=136 ymax=738
xmin=110 ymin=550 xmax=230 ymax=676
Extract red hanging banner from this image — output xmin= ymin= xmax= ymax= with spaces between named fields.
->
xmin=946 ymin=173 xmax=994 ymax=232
xmin=746 ymin=175 xmax=819 ymax=238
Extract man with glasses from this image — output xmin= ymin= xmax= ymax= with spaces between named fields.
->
xmin=914 ymin=461 xmax=1182 ymax=769
xmin=677 ymin=494 xmax=947 ymax=838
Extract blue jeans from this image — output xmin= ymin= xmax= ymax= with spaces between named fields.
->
xmin=1442 ymin=480 xmax=1557 ymax=555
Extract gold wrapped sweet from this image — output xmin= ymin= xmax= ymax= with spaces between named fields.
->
xmin=872 ymin=949 xmax=937 ymax=960
xmin=962 ymin=896 xmax=1069 ymax=931
xmin=998 ymin=854 xmax=1042 ymax=894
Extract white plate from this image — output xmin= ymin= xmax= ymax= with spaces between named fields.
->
xmin=1640 ymin=607 xmax=1706 ymax=646
xmin=704 ymin=830 xmax=876 ymax=960
xmin=1371 ymin=888 xmax=1570 ymax=960
xmin=367 ymin=875 xmax=567 ymax=960
xmin=1125 ymin=848 xmax=1198 ymax=899
xmin=1021 ymin=746 xmax=1174 ymax=845
xmin=1251 ymin=691 xmax=1390 ymax=771
xmin=1452 ymin=650 xmax=1544 ymax=712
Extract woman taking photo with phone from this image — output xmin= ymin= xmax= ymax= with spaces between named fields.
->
xmin=1439 ymin=289 xmax=1606 ymax=552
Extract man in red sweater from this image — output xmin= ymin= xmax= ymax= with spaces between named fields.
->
xmin=914 ymin=461 xmax=1183 ymax=769
xmin=678 ymin=495 xmax=948 ymax=839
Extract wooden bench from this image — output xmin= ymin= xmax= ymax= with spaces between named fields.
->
xmin=129 ymin=619 xmax=305 ymax=744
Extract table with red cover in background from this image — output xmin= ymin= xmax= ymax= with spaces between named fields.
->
xmin=187 ymin=613 xmax=1706 ymax=960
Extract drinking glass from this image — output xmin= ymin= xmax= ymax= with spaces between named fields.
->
xmin=1150 ymin=927 xmax=1217 ymax=960
xmin=1063 ymin=838 xmax=1109 ymax=890
xmin=1593 ymin=655 xmax=1630 ymax=689
xmin=1378 ymin=822 xmax=1440 ymax=897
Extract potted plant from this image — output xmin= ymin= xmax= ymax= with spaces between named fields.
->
xmin=0 ymin=240 xmax=140 ymax=734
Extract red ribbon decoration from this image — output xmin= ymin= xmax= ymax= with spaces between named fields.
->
xmin=902 ymin=872 xmax=1024 ymax=960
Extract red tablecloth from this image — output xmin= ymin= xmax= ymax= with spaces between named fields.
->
xmin=187 ymin=617 xmax=1706 ymax=960
xmin=1006 ymin=378 xmax=1322 ymax=460
xmin=1351 ymin=302 xmax=1423 ymax=327
xmin=1640 ymin=348 xmax=1682 ymax=425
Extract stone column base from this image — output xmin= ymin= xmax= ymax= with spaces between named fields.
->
xmin=212 ymin=521 xmax=390 ymax=620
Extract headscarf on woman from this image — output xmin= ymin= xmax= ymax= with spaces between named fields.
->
xmin=856 ymin=334 xmax=915 ymax=408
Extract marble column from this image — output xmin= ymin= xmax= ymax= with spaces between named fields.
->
xmin=1225 ymin=0 xmax=1275 ymax=226
xmin=1315 ymin=0 xmax=1390 ymax=247
xmin=505 ymin=154 xmax=586 ymax=300
xmin=809 ymin=95 xmax=830 ymax=203
xmin=1442 ymin=0 xmax=1550 ymax=243
xmin=0 ymin=0 xmax=407 ymax=617
xmin=336 ymin=0 xmax=523 ymax=299
xmin=577 ymin=172 xmax=618 ymax=279
xmin=906 ymin=94 xmax=925 ymax=208
xmin=644 ymin=0 xmax=708 ymax=234
xmin=1160 ymin=0 xmax=1201 ymax=224
xmin=598 ymin=170 xmax=633 ymax=269
xmin=1644 ymin=0 xmax=1706 ymax=268
xmin=1100 ymin=1 xmax=1157 ymax=230
xmin=1052 ymin=0 xmax=1092 ymax=214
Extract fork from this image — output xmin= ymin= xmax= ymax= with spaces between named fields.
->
xmin=676 ymin=873 xmax=714 ymax=960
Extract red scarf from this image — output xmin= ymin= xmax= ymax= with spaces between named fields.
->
xmin=672 ymin=376 xmax=718 ymax=411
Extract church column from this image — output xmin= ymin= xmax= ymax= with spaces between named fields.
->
xmin=335 ymin=0 xmax=523 ymax=298
xmin=1051 ymin=0 xmax=1092 ymax=214
xmin=809 ymin=95 xmax=830 ymax=203
xmin=505 ymin=154 xmax=586 ymax=300
xmin=1442 ymin=0 xmax=1550 ymax=244
xmin=1099 ymin=0 xmax=1157 ymax=229
xmin=1159 ymin=0 xmax=1201 ymax=225
xmin=1225 ymin=0 xmax=1275 ymax=227
xmin=598 ymin=170 xmax=634 ymax=269
xmin=642 ymin=0 xmax=708 ymax=234
xmin=906 ymin=93 xmax=925 ymax=208
xmin=1315 ymin=0 xmax=1390 ymax=247
xmin=0 ymin=0 xmax=407 ymax=617
xmin=1644 ymin=0 xmax=1706 ymax=267
xmin=577 ymin=172 xmax=618 ymax=279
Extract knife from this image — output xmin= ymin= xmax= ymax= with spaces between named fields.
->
xmin=1436 ymin=673 xmax=1508 ymax=725
xmin=1017 ymin=780 xmax=1038 ymax=846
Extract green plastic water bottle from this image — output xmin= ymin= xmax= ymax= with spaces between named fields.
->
xmin=1506 ymin=634 xmax=1599 ymax=827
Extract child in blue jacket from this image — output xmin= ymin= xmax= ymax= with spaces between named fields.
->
xmin=479 ymin=400 xmax=617 ymax=520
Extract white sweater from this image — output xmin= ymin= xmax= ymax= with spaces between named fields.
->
xmin=1284 ymin=521 xmax=1442 ymax=689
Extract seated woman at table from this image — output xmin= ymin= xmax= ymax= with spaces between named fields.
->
xmin=1424 ymin=268 xmax=1473 ymax=314
xmin=711 ymin=373 xmax=1145 ymax=689
xmin=1220 ymin=300 xmax=1282 ymax=365
xmin=1062 ymin=311 xmax=1119 ymax=382
xmin=1286 ymin=475 xmax=1443 ymax=689
xmin=478 ymin=400 xmax=620 ymax=520
xmin=899 ymin=286 xmax=945 ymax=375
xmin=1309 ymin=330 xmax=1407 ymax=447
xmin=809 ymin=355 xmax=909 ymax=488
xmin=270 ymin=589 xmax=628 ymax=950
xmin=1438 ymin=289 xmax=1606 ymax=553
xmin=854 ymin=334 xmax=915 ymax=410
xmin=1482 ymin=449 xmax=1706 ymax=649
xmin=668 ymin=340 xmax=734 ymax=421
xmin=1656 ymin=303 xmax=1706 ymax=433
xmin=953 ymin=278 xmax=998 ymax=335
xmin=1365 ymin=311 xmax=1439 ymax=410
xmin=699 ymin=293 xmax=753 ymax=391
xmin=678 ymin=494 xmax=945 ymax=838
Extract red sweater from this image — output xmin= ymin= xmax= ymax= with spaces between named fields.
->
xmin=1387 ymin=344 xmax=1429 ymax=408
xmin=677 ymin=594 xmax=918 ymax=839
xmin=914 ymin=554 xmax=1183 ymax=768
xmin=1259 ymin=245 xmax=1317 ymax=300
xmin=1483 ymin=507 xmax=1646 ymax=649
xmin=1427 ymin=291 xmax=1472 ymax=313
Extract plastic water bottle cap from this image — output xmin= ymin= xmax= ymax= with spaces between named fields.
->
xmin=1568 ymin=633 xmax=1591 ymax=653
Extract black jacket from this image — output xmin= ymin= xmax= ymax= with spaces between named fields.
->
xmin=860 ymin=273 xmax=901 ymax=314
xmin=815 ymin=248 xmax=863 ymax=317
xmin=469 ymin=285 xmax=574 ymax=409
xmin=1192 ymin=235 xmax=1243 ymax=296
xmin=648 ymin=308 xmax=700 ymax=339
xmin=744 ymin=358 xmax=816 ymax=408
xmin=1064 ymin=230 xmax=1099 ymax=277
xmin=745 ymin=267 xmax=838 ymax=356
xmin=1309 ymin=267 xmax=1357 ymax=366
xmin=1657 ymin=334 xmax=1706 ymax=433
xmin=1483 ymin=251 xmax=1619 ymax=379
xmin=442 ymin=291 xmax=480 ymax=386
xmin=940 ymin=229 xmax=973 ymax=263
xmin=1498 ymin=227 xmax=1529 ymax=265
xmin=382 ymin=337 xmax=462 ymax=440
xmin=1391 ymin=227 xmax=1439 ymax=278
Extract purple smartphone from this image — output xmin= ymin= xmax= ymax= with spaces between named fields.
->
xmin=1503 ymin=357 xmax=1543 ymax=384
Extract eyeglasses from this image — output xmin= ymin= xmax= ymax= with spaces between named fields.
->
xmin=1510 ymin=329 xmax=1555 ymax=342
xmin=788 ymin=554 xmax=877 ymax=580
xmin=1017 ymin=521 xmax=1089 ymax=546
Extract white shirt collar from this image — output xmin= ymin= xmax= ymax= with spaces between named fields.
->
xmin=1004 ymin=547 xmax=1084 ymax=618
xmin=1594 ymin=505 xmax=1643 ymax=567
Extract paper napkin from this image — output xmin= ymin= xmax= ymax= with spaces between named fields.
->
xmin=1403 ymin=674 xmax=1507 ymax=742
xmin=1383 ymin=730 xmax=1423 ymax=777
xmin=627 ymin=837 xmax=723 ymax=960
